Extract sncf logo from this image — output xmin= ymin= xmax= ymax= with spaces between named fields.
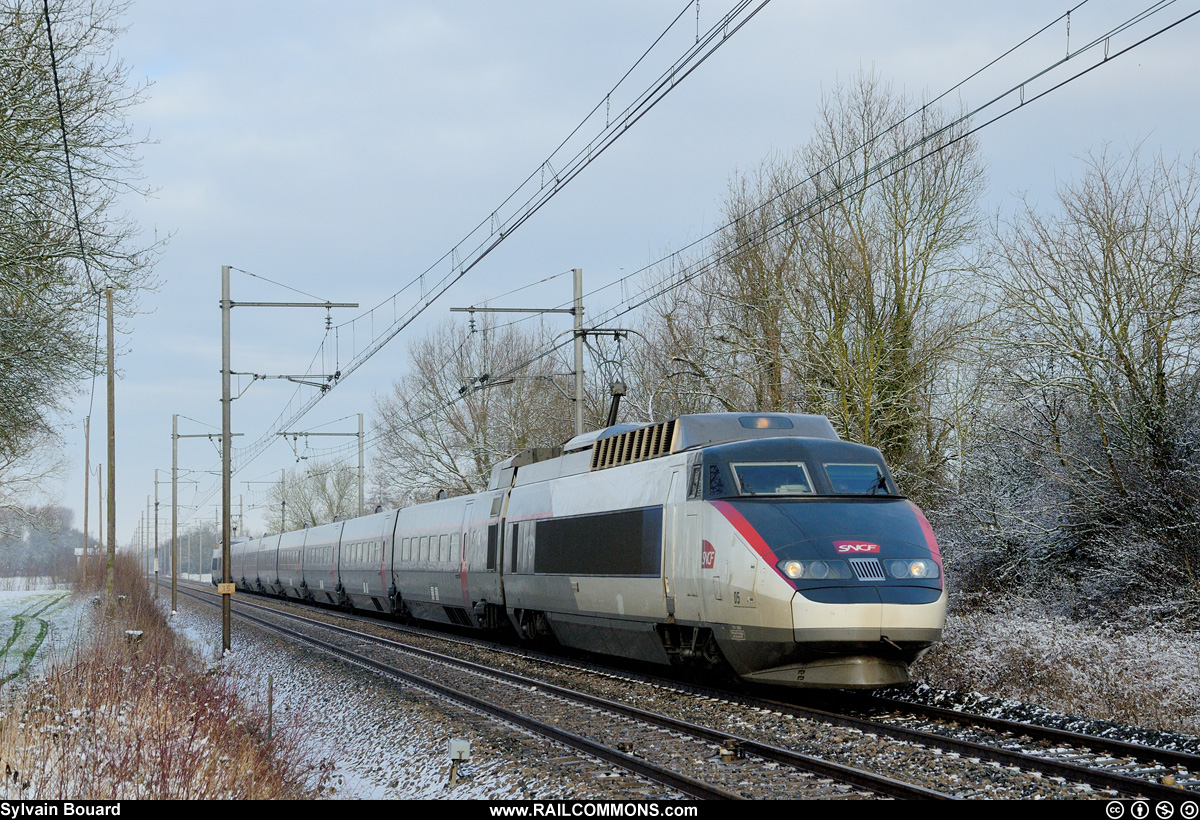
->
xmin=834 ymin=541 xmax=881 ymax=554
xmin=701 ymin=540 xmax=716 ymax=569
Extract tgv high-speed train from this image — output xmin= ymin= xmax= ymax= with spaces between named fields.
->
xmin=222 ymin=413 xmax=946 ymax=688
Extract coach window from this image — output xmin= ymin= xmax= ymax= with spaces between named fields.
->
xmin=520 ymin=525 xmax=534 ymax=574
xmin=486 ymin=524 xmax=499 ymax=571
xmin=451 ymin=533 xmax=460 ymax=563
xmin=440 ymin=533 xmax=449 ymax=563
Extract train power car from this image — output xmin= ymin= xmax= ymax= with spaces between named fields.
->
xmin=227 ymin=413 xmax=945 ymax=689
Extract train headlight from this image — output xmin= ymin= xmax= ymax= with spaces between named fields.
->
xmin=776 ymin=559 xmax=852 ymax=580
xmin=885 ymin=559 xmax=940 ymax=579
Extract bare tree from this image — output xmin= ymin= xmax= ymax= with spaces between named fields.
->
xmin=630 ymin=72 xmax=986 ymax=505
xmin=707 ymin=158 xmax=807 ymax=413
xmin=0 ymin=0 xmax=160 ymax=496
xmin=786 ymin=72 xmax=986 ymax=501
xmin=263 ymin=460 xmax=358 ymax=532
xmin=371 ymin=316 xmax=575 ymax=503
xmin=0 ymin=428 xmax=65 ymax=529
xmin=982 ymin=147 xmax=1200 ymax=613
xmin=624 ymin=257 xmax=752 ymax=422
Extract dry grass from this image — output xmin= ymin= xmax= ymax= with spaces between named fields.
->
xmin=912 ymin=597 xmax=1200 ymax=736
xmin=0 ymin=555 xmax=330 ymax=799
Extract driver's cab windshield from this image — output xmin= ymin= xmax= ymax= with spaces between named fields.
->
xmin=824 ymin=463 xmax=890 ymax=494
xmin=730 ymin=462 xmax=814 ymax=496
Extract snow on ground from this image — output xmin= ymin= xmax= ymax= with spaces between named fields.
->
xmin=910 ymin=599 xmax=1200 ymax=740
xmin=0 ymin=581 xmax=86 ymax=685
xmin=167 ymin=590 xmax=1200 ymax=797
xmin=171 ymin=602 xmax=613 ymax=800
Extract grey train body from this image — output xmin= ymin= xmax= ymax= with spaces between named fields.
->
xmin=223 ymin=413 xmax=947 ymax=689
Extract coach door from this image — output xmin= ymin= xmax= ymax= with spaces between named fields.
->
xmin=663 ymin=471 xmax=680 ymax=616
xmin=459 ymin=501 xmax=473 ymax=615
xmin=672 ymin=465 xmax=705 ymax=619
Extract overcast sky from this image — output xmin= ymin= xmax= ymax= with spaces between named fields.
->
xmin=44 ymin=0 xmax=1200 ymax=545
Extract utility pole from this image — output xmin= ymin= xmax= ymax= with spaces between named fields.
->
xmin=221 ymin=265 xmax=232 ymax=652
xmin=153 ymin=471 xmax=160 ymax=599
xmin=219 ymin=264 xmax=356 ymax=653
xmin=105 ymin=286 xmax=116 ymax=607
xmin=573 ymin=268 xmax=584 ymax=438
xmin=97 ymin=462 xmax=102 ymax=569
xmin=451 ymin=267 xmax=586 ymax=437
xmin=145 ymin=496 xmax=151 ymax=579
xmin=174 ymin=418 xmax=236 ymax=611
xmin=172 ymin=415 xmax=177 ymax=611
xmin=358 ymin=413 xmax=364 ymax=516
xmin=82 ymin=416 xmax=89 ymax=584
xmin=277 ymin=411 xmax=365 ymax=517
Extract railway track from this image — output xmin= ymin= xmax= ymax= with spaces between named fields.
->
xmin=179 ymin=583 xmax=947 ymax=799
xmin=175 ymin=581 xmax=1197 ymax=799
xmin=837 ymin=692 xmax=1200 ymax=791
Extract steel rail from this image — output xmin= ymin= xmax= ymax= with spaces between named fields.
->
xmin=854 ymin=693 xmax=1200 ymax=773
xmin=177 ymin=581 xmax=1193 ymax=799
xmin=181 ymin=587 xmax=739 ymax=800
xmin=182 ymin=584 xmax=951 ymax=799
xmin=730 ymin=695 xmax=1197 ymax=800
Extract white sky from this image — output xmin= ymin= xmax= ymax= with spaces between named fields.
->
xmin=44 ymin=0 xmax=1200 ymax=545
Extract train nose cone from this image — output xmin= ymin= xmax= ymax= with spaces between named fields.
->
xmin=790 ymin=589 xmax=883 ymax=643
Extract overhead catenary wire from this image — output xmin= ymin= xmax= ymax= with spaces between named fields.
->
xmin=41 ymin=0 xmax=107 ymax=422
xmin=223 ymin=1 xmax=773 ymax=477
xmin=174 ymin=0 xmax=1194 ymax=528
xmin=570 ymin=0 xmax=1195 ymax=331
xmin=299 ymin=0 xmax=1200 ymax=491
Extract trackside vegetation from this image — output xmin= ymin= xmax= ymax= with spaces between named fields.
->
xmin=0 ymin=555 xmax=328 ymax=799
